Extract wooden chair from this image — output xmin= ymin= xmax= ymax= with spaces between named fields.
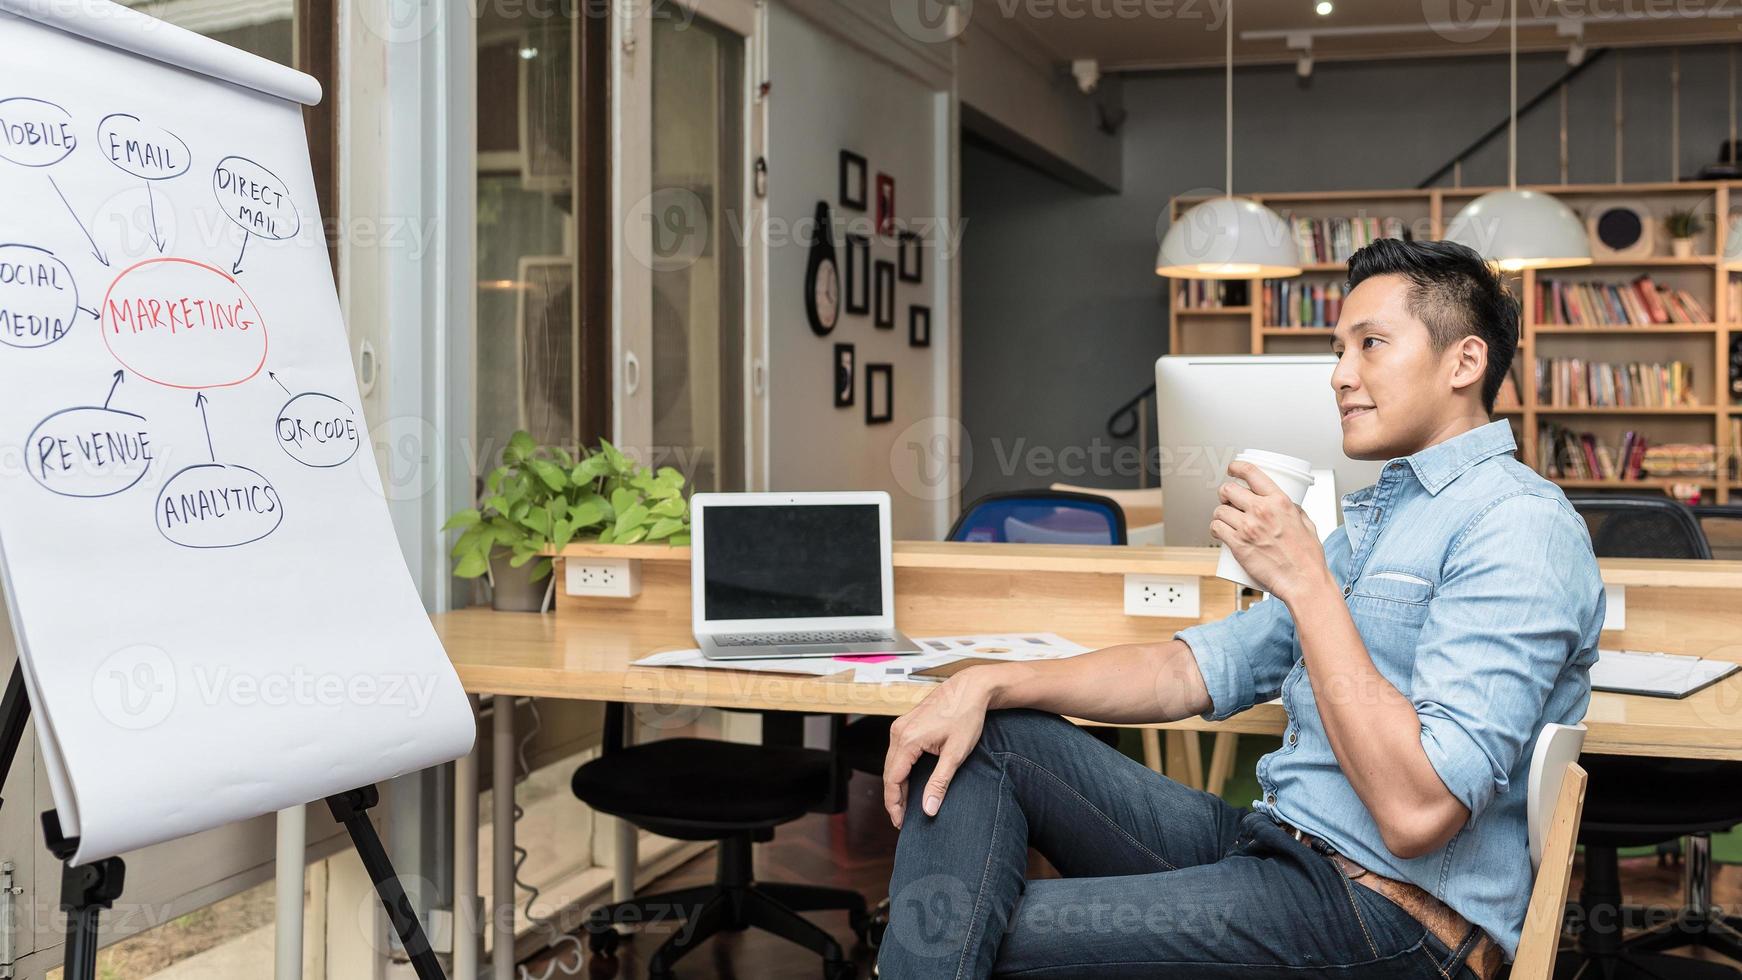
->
xmin=1511 ymin=722 xmax=1589 ymax=979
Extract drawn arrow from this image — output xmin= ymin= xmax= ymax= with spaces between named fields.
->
xmin=145 ymin=182 xmax=165 ymax=253
xmin=78 ymin=305 xmax=99 ymax=320
xmin=232 ymin=230 xmax=249 ymax=276
xmin=269 ymin=371 xmax=290 ymax=396
xmin=47 ymin=175 xmax=108 ymax=267
xmin=194 ymin=391 xmax=214 ymax=462
xmin=103 ymin=370 xmax=123 ymax=409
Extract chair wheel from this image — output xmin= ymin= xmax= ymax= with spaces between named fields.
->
xmin=860 ymin=901 xmax=889 ymax=950
xmin=586 ymin=926 xmax=620 ymax=956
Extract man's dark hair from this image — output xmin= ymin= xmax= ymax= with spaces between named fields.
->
xmin=1345 ymin=239 xmax=1519 ymax=413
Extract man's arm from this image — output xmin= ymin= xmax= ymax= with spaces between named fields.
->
xmin=1212 ymin=460 xmax=1468 ymax=859
xmin=881 ymin=641 xmax=1209 ymax=828
xmin=981 ymin=639 xmax=1212 ymax=722
xmin=1286 ymin=574 xmax=1470 ymax=858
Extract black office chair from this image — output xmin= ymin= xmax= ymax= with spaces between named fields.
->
xmin=1693 ymin=504 xmax=1742 ymax=562
xmin=1559 ymin=497 xmax=1742 ymax=979
xmin=575 ymin=703 xmax=868 ymax=980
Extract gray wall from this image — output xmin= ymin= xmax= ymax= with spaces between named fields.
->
xmin=960 ymin=44 xmax=1739 ymax=507
xmin=766 ymin=5 xmax=951 ymax=538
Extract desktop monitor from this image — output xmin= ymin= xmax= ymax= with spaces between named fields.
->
xmin=1154 ymin=354 xmax=1385 ymax=547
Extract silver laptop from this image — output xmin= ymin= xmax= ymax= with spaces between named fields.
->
xmin=691 ymin=491 xmax=923 ymax=660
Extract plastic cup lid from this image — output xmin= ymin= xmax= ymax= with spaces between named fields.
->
xmin=1235 ymin=449 xmax=1315 ymax=482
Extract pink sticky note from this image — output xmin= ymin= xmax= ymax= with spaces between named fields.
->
xmin=834 ymin=654 xmax=900 ymax=663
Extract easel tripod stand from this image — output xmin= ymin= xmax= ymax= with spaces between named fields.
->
xmin=0 ymin=662 xmax=451 ymax=980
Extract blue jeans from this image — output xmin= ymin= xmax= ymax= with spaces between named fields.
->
xmin=878 ymin=709 xmax=1483 ymax=979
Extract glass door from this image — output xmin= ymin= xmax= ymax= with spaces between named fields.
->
xmin=645 ymin=14 xmax=748 ymax=492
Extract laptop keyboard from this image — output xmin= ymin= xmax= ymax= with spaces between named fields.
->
xmin=714 ymin=630 xmax=892 ymax=647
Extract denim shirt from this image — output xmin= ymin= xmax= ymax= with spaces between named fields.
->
xmin=1176 ymin=420 xmax=1604 ymax=960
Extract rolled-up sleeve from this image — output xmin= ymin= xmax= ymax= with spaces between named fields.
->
xmin=1176 ymin=593 xmax=1298 ymax=721
xmin=1412 ymin=493 xmax=1603 ymax=820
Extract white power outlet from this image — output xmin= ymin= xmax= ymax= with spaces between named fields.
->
xmin=1123 ymin=574 xmax=1200 ymax=618
xmin=564 ymin=558 xmax=641 ymax=598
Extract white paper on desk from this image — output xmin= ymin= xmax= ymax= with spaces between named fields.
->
xmin=912 ymin=633 xmax=1091 ymax=661
xmin=633 ymin=649 xmax=856 ymax=676
xmin=1591 ymin=649 xmax=1738 ymax=698
xmin=0 ymin=4 xmax=476 ymax=864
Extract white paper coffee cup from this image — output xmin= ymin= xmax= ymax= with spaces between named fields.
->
xmin=1216 ymin=449 xmax=1315 ymax=592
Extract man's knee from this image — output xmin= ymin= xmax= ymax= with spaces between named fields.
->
xmin=980 ymin=708 xmax=1076 ymax=753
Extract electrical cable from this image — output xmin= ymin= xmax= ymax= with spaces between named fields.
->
xmin=507 ymin=698 xmax=588 ymax=980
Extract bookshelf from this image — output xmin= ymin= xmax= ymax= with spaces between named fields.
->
xmin=1166 ymin=181 xmax=1741 ymax=504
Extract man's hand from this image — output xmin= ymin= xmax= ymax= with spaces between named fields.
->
xmin=883 ymin=669 xmax=993 ymax=829
xmin=1210 ymin=460 xmax=1332 ymax=603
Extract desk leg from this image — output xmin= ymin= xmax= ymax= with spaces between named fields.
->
xmin=613 ymin=820 xmax=636 ymax=903
xmin=274 ymin=805 xmax=305 ymax=980
xmin=1163 ymin=732 xmax=1204 ymax=790
xmin=493 ymin=696 xmax=516 ymax=980
xmin=1140 ymin=730 xmax=1162 ymax=773
xmin=613 ymin=703 xmax=637 ymax=902
xmin=454 ymin=695 xmax=481 ymax=980
xmin=1205 ymin=733 xmax=1239 ymax=799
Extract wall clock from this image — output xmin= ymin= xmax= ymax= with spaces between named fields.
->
xmin=805 ymin=201 xmax=840 ymax=336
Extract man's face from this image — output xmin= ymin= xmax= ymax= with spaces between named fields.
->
xmin=1330 ymin=274 xmax=1472 ymax=461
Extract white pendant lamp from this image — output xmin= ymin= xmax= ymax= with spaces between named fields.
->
xmin=1443 ymin=0 xmax=1590 ymax=271
xmin=1155 ymin=0 xmax=1300 ymax=280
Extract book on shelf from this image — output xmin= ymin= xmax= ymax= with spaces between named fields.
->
xmin=1178 ymin=279 xmax=1249 ymax=309
xmin=1262 ymin=279 xmax=1344 ymax=328
xmin=1534 ymin=275 xmax=1711 ymax=326
xmin=1731 ymin=416 xmax=1741 ymax=480
xmin=1730 ymin=334 xmax=1741 ymax=402
xmin=1533 ymin=357 xmax=1699 ymax=409
xmin=1288 ymin=216 xmax=1407 ymax=264
xmin=1537 ymin=423 xmax=1715 ymax=481
xmin=1494 ymin=371 xmax=1521 ymax=412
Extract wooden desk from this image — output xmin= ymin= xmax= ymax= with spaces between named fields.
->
xmin=435 ymin=604 xmax=1742 ymax=761
xmin=440 ymin=543 xmax=1742 ymax=979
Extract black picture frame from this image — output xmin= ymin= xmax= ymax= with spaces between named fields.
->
xmin=908 ymin=305 xmax=931 ymax=347
xmin=875 ymin=173 xmax=895 ymax=236
xmin=839 ymin=150 xmax=868 ymax=210
xmin=865 ymin=363 xmax=893 ymax=425
xmin=844 ymin=234 xmax=870 ymax=315
xmin=898 ymin=231 xmax=923 ymax=283
xmin=834 ymin=343 xmax=855 ymax=407
xmin=873 ymin=259 xmax=896 ymax=328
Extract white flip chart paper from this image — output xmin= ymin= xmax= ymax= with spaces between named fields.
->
xmin=0 ymin=0 xmax=475 ymax=863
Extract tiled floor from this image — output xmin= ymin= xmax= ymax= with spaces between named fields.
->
xmin=527 ymin=772 xmax=1742 ymax=979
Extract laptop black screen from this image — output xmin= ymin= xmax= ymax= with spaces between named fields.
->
xmin=702 ymin=503 xmax=883 ymax=621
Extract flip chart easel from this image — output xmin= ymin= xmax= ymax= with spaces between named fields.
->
xmin=0 ymin=0 xmax=476 ymax=974
xmin=0 ymin=662 xmax=449 ymax=980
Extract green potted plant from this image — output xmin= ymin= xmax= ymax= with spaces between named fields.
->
xmin=1665 ymin=210 xmax=1704 ymax=258
xmin=443 ymin=432 xmax=690 ymax=611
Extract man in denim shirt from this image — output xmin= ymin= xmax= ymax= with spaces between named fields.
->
xmin=880 ymin=239 xmax=1604 ymax=979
